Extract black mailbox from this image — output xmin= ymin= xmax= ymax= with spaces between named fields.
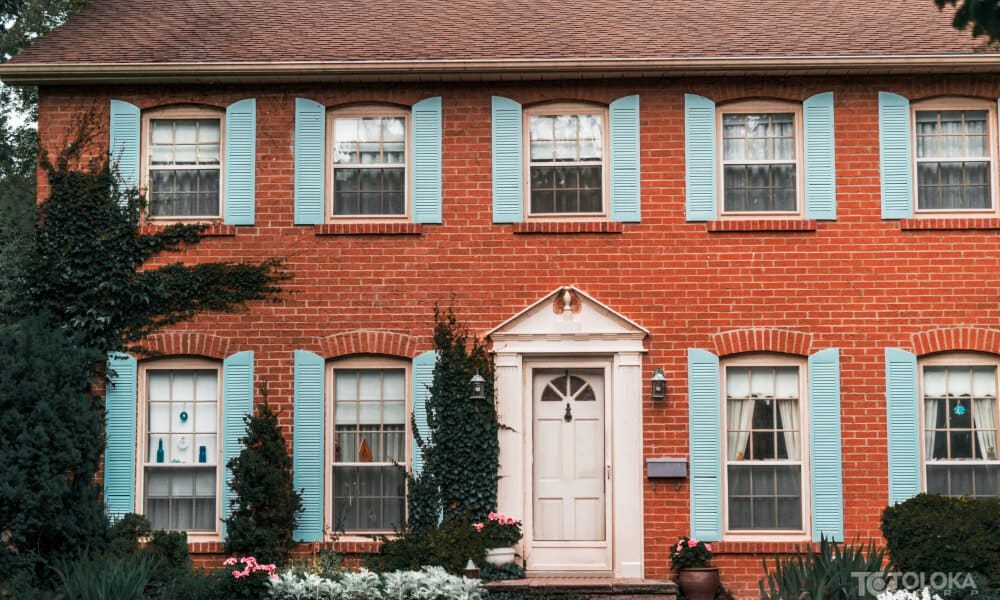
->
xmin=646 ymin=458 xmax=688 ymax=479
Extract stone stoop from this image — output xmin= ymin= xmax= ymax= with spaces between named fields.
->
xmin=485 ymin=578 xmax=678 ymax=600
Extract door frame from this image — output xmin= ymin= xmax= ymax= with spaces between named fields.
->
xmin=524 ymin=359 xmax=614 ymax=573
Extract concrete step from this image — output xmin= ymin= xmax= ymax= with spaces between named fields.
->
xmin=485 ymin=578 xmax=678 ymax=599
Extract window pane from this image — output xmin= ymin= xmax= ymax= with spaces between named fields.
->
xmin=728 ymin=465 xmax=802 ymax=530
xmin=144 ymin=467 xmax=215 ymax=532
xmin=529 ymin=165 xmax=602 ymax=214
xmin=927 ymin=464 xmax=1000 ymax=497
xmin=332 ymin=466 xmax=406 ymax=532
xmin=146 ymin=118 xmax=222 ymax=218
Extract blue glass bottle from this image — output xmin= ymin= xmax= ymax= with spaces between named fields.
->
xmin=156 ymin=438 xmax=165 ymax=463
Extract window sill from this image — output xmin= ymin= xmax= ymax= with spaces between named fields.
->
xmin=712 ymin=540 xmax=819 ymax=555
xmin=899 ymin=217 xmax=1000 ymax=231
xmin=314 ymin=223 xmax=424 ymax=236
xmin=706 ymin=220 xmax=818 ymax=233
xmin=139 ymin=224 xmax=237 ymax=237
xmin=512 ymin=221 xmax=624 ymax=234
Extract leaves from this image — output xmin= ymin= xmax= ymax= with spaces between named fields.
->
xmin=935 ymin=0 xmax=1000 ymax=42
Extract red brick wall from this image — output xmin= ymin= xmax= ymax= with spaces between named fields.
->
xmin=37 ymin=74 xmax=1000 ymax=598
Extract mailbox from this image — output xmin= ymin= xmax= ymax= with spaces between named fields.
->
xmin=646 ymin=458 xmax=687 ymax=479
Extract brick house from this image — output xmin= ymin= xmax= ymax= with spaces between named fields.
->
xmin=4 ymin=0 xmax=1000 ymax=595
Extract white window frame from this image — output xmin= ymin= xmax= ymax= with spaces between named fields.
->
xmin=134 ymin=357 xmax=223 ymax=541
xmin=721 ymin=353 xmax=811 ymax=541
xmin=326 ymin=105 xmax=411 ymax=223
xmin=717 ymin=100 xmax=805 ymax=220
xmin=910 ymin=97 xmax=1000 ymax=218
xmin=918 ymin=351 xmax=1000 ymax=496
xmin=324 ymin=356 xmax=411 ymax=540
xmin=523 ymin=102 xmax=610 ymax=220
xmin=140 ymin=106 xmax=225 ymax=223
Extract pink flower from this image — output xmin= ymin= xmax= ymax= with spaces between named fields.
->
xmin=705 ymin=543 xmax=712 ymax=552
xmin=687 ymin=538 xmax=698 ymax=548
xmin=472 ymin=522 xmax=485 ymax=531
xmin=224 ymin=557 xmax=238 ymax=566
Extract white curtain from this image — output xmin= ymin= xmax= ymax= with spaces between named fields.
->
xmin=973 ymin=398 xmax=998 ymax=460
xmin=924 ymin=398 xmax=940 ymax=458
xmin=777 ymin=399 xmax=800 ymax=458
xmin=727 ymin=398 xmax=754 ymax=460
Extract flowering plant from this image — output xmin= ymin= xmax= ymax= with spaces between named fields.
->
xmin=669 ymin=536 xmax=713 ymax=570
xmin=224 ymin=555 xmax=278 ymax=581
xmin=472 ymin=512 xmax=523 ymax=548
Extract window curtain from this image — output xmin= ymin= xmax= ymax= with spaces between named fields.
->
xmin=924 ymin=398 xmax=940 ymax=458
xmin=973 ymin=399 xmax=998 ymax=460
xmin=777 ymin=399 xmax=800 ymax=457
xmin=726 ymin=398 xmax=754 ymax=460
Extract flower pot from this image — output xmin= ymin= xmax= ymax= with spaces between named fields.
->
xmin=677 ymin=567 xmax=720 ymax=600
xmin=485 ymin=546 xmax=516 ymax=566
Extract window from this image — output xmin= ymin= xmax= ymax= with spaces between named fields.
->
xmin=720 ymin=102 xmax=802 ymax=215
xmin=723 ymin=358 xmax=807 ymax=533
xmin=914 ymin=101 xmax=996 ymax=213
xmin=330 ymin=109 xmax=407 ymax=218
xmin=921 ymin=355 xmax=1000 ymax=498
xmin=329 ymin=360 xmax=408 ymax=533
xmin=143 ymin=108 xmax=223 ymax=219
xmin=526 ymin=104 xmax=606 ymax=216
xmin=139 ymin=361 xmax=220 ymax=533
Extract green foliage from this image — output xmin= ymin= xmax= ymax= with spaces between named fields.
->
xmin=223 ymin=388 xmax=303 ymax=566
xmin=287 ymin=549 xmax=345 ymax=580
xmin=935 ymin=0 xmax=1000 ymax=42
xmin=0 ymin=316 xmax=109 ymax=585
xmin=758 ymin=538 xmax=888 ymax=600
xmin=156 ymin=569 xmax=228 ymax=600
xmin=367 ymin=516 xmax=488 ymax=575
xmin=54 ymin=551 xmax=158 ymax=600
xmin=411 ymin=307 xmax=499 ymax=527
xmin=480 ymin=562 xmax=525 ymax=582
xmin=670 ymin=536 xmax=713 ymax=570
xmin=881 ymin=494 xmax=1000 ymax=597
xmin=108 ymin=513 xmax=151 ymax=557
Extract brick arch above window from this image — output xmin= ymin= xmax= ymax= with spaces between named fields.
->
xmin=138 ymin=332 xmax=233 ymax=360
xmin=711 ymin=328 xmax=813 ymax=357
xmin=912 ymin=327 xmax=1000 ymax=357
xmin=316 ymin=330 xmax=420 ymax=360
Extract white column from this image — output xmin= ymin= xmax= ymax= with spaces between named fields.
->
xmin=494 ymin=352 xmax=524 ymax=528
xmin=613 ymin=352 xmax=644 ymax=578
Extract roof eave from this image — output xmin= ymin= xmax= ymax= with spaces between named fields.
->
xmin=2 ymin=55 xmax=1000 ymax=85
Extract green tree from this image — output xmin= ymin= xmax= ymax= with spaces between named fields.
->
xmin=936 ymin=0 xmax=1000 ymax=42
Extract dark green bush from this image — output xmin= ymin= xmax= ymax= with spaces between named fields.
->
xmin=54 ymin=551 xmax=158 ymax=600
xmin=367 ymin=516 xmax=487 ymax=575
xmin=882 ymin=494 xmax=1000 ymax=597
xmin=481 ymin=562 xmax=525 ymax=582
xmin=156 ymin=569 xmax=227 ymax=600
xmin=758 ymin=538 xmax=888 ymax=600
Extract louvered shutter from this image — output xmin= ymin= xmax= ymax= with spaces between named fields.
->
xmin=294 ymin=98 xmax=326 ymax=225
xmin=804 ymin=92 xmax=837 ymax=220
xmin=879 ymin=92 xmax=913 ymax=219
xmin=684 ymin=94 xmax=717 ymax=221
xmin=411 ymin=350 xmax=437 ymax=474
xmin=225 ymin=98 xmax=256 ymax=225
xmin=105 ymin=353 xmax=138 ymax=517
xmin=688 ymin=348 xmax=722 ymax=541
xmin=293 ymin=350 xmax=325 ymax=542
xmin=808 ymin=348 xmax=844 ymax=542
xmin=109 ymin=100 xmax=141 ymax=195
xmin=412 ymin=97 xmax=443 ymax=224
xmin=610 ymin=94 xmax=641 ymax=222
xmin=491 ymin=96 xmax=523 ymax=223
xmin=885 ymin=348 xmax=921 ymax=504
xmin=221 ymin=351 xmax=254 ymax=538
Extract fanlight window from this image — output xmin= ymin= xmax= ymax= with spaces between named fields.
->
xmin=540 ymin=372 xmax=597 ymax=402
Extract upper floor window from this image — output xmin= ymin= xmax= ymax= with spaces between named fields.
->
xmin=723 ymin=356 xmax=807 ymax=534
xmin=914 ymin=101 xmax=996 ymax=213
xmin=526 ymin=104 xmax=607 ymax=217
xmin=143 ymin=108 xmax=223 ymax=220
xmin=921 ymin=354 xmax=1000 ymax=498
xmin=330 ymin=108 xmax=408 ymax=218
xmin=720 ymin=101 xmax=802 ymax=216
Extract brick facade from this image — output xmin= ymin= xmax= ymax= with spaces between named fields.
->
xmin=36 ymin=74 xmax=1000 ymax=598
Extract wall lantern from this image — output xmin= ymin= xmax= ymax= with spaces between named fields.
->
xmin=651 ymin=368 xmax=667 ymax=401
xmin=470 ymin=371 xmax=487 ymax=400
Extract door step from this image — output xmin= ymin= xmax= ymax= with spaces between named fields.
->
xmin=485 ymin=578 xmax=678 ymax=599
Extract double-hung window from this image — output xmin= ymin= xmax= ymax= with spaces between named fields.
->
xmin=331 ymin=109 xmax=408 ymax=218
xmin=526 ymin=104 xmax=607 ymax=217
xmin=144 ymin=109 xmax=223 ymax=219
xmin=914 ymin=101 xmax=996 ymax=213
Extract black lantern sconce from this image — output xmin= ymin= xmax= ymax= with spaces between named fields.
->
xmin=470 ymin=371 xmax=487 ymax=400
xmin=651 ymin=368 xmax=667 ymax=401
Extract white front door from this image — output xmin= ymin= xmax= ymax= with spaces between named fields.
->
xmin=528 ymin=366 xmax=611 ymax=572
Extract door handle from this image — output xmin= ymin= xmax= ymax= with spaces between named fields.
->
xmin=606 ymin=465 xmax=612 ymax=480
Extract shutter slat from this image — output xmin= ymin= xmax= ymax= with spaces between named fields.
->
xmin=885 ymin=348 xmax=921 ymax=504
xmin=804 ymin=92 xmax=837 ymax=220
xmin=491 ymin=96 xmax=523 ymax=223
xmin=684 ymin=94 xmax=717 ymax=221
xmin=610 ymin=94 xmax=641 ymax=223
xmin=105 ymin=353 xmax=137 ymax=517
xmin=225 ymin=98 xmax=256 ymax=225
xmin=293 ymin=350 xmax=325 ymax=542
xmin=688 ymin=348 xmax=722 ymax=541
xmin=808 ymin=348 xmax=844 ymax=542
xmin=411 ymin=350 xmax=437 ymax=474
xmin=879 ymin=92 xmax=913 ymax=219
xmin=109 ymin=100 xmax=140 ymax=195
xmin=221 ymin=351 xmax=254 ymax=539
xmin=294 ymin=98 xmax=326 ymax=225
xmin=412 ymin=97 xmax=443 ymax=224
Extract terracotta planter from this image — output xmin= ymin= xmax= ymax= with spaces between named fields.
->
xmin=485 ymin=546 xmax=516 ymax=566
xmin=677 ymin=567 xmax=720 ymax=600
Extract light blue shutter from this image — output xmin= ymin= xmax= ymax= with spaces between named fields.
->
xmin=808 ymin=348 xmax=844 ymax=542
xmin=221 ymin=350 xmax=254 ymax=538
xmin=610 ymin=95 xmax=641 ymax=222
xmin=109 ymin=100 xmax=140 ymax=194
xmin=105 ymin=353 xmax=137 ymax=517
xmin=491 ymin=96 xmax=523 ymax=223
xmin=225 ymin=98 xmax=256 ymax=225
xmin=411 ymin=350 xmax=437 ymax=474
xmin=293 ymin=350 xmax=325 ymax=542
xmin=684 ymin=94 xmax=717 ymax=221
xmin=879 ymin=92 xmax=913 ymax=219
xmin=886 ymin=348 xmax=921 ymax=504
xmin=688 ymin=348 xmax=722 ymax=541
xmin=804 ymin=92 xmax=837 ymax=220
xmin=412 ymin=97 xmax=443 ymax=224
xmin=294 ymin=98 xmax=326 ymax=225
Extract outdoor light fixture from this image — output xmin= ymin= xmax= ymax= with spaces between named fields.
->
xmin=651 ymin=368 xmax=667 ymax=401
xmin=470 ymin=371 xmax=487 ymax=400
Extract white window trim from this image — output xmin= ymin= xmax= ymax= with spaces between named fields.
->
xmin=326 ymin=105 xmax=412 ymax=223
xmin=910 ymin=97 xmax=1000 ymax=219
xmin=522 ymin=102 xmax=610 ymax=221
xmin=717 ymin=100 xmax=805 ymax=220
xmin=324 ymin=356 xmax=411 ymax=541
xmin=140 ymin=106 xmax=225 ymax=224
xmin=720 ymin=353 xmax=811 ymax=542
xmin=134 ymin=357 xmax=223 ymax=541
xmin=918 ymin=351 xmax=1000 ymax=495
